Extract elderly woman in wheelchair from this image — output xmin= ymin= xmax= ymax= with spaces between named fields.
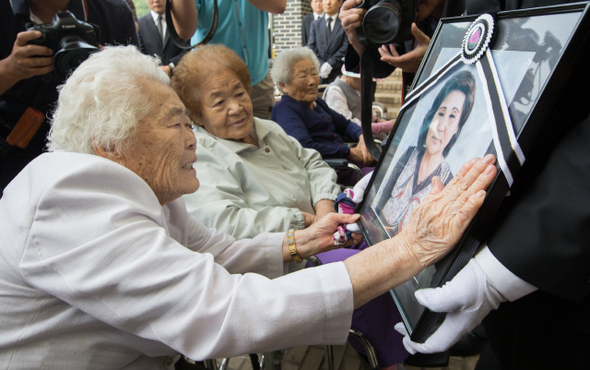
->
xmin=270 ymin=47 xmax=377 ymax=186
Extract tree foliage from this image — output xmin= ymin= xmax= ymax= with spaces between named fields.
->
xmin=132 ymin=0 xmax=150 ymax=18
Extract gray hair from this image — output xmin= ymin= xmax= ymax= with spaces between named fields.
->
xmin=47 ymin=45 xmax=169 ymax=154
xmin=271 ymin=47 xmax=320 ymax=93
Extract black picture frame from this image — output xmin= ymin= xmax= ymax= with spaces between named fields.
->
xmin=356 ymin=2 xmax=590 ymax=343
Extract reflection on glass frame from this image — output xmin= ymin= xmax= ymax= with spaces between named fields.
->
xmin=356 ymin=3 xmax=590 ymax=343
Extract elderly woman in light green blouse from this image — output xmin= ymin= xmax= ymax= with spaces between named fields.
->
xmin=172 ymin=44 xmax=340 ymax=239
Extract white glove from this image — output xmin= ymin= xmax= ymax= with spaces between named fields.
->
xmin=345 ymin=171 xmax=372 ymax=233
xmin=394 ymin=258 xmax=507 ymax=354
xmin=319 ymin=62 xmax=333 ymax=79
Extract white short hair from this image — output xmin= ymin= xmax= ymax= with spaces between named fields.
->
xmin=271 ymin=47 xmax=320 ymax=93
xmin=47 ymin=45 xmax=169 ymax=154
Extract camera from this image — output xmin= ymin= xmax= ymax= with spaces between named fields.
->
xmin=355 ymin=0 xmax=419 ymax=48
xmin=27 ymin=11 xmax=100 ymax=76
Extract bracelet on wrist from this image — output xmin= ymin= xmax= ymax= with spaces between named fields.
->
xmin=287 ymin=229 xmax=302 ymax=263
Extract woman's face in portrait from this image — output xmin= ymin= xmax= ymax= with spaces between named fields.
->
xmin=425 ymin=89 xmax=465 ymax=157
xmin=195 ymin=69 xmax=254 ymax=142
xmin=117 ymin=81 xmax=199 ymax=205
xmin=281 ymin=58 xmax=320 ymax=108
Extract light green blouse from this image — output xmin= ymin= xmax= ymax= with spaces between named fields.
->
xmin=183 ymin=118 xmax=341 ymax=239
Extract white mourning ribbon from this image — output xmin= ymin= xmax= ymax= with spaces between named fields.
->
xmin=476 ymin=51 xmax=525 ymax=185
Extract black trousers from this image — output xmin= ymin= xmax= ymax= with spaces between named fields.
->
xmin=476 ymin=291 xmax=590 ymax=369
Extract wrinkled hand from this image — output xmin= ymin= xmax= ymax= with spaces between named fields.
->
xmin=378 ymin=23 xmax=430 ymax=73
xmin=338 ymin=0 xmax=365 ymax=57
xmin=314 ymin=199 xmax=335 ymax=221
xmin=319 ymin=62 xmax=333 ymax=79
xmin=2 ymin=31 xmax=54 ymax=83
xmin=396 ymin=154 xmax=497 ymax=268
xmin=347 ymin=135 xmax=375 ymax=166
xmin=394 ymin=258 xmax=506 ymax=354
xmin=160 ymin=65 xmax=172 ymax=76
xmin=301 ymin=211 xmax=317 ymax=228
xmin=298 ymin=213 xmax=363 ymax=257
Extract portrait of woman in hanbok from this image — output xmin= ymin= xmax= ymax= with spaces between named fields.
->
xmin=376 ymin=70 xmax=476 ymax=237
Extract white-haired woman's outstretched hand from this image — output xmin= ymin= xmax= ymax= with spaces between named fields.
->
xmin=396 ymin=154 xmax=497 ymax=268
xmin=283 ymin=212 xmax=363 ymax=262
xmin=343 ymin=154 xmax=497 ymax=309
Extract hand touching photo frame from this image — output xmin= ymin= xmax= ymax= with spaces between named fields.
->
xmin=356 ymin=3 xmax=590 ymax=343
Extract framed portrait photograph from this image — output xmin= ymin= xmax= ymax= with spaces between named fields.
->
xmin=356 ymin=2 xmax=590 ymax=343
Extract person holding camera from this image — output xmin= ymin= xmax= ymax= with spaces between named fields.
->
xmin=339 ymin=0 xmax=464 ymax=99
xmin=0 ymin=0 xmax=138 ymax=194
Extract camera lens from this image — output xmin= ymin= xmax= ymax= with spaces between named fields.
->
xmin=56 ymin=49 xmax=92 ymax=74
xmin=362 ymin=2 xmax=402 ymax=45
xmin=54 ymin=36 xmax=99 ymax=76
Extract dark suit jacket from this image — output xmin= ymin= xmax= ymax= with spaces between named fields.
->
xmin=465 ymin=0 xmax=590 ymax=308
xmin=138 ymin=13 xmax=185 ymax=66
xmin=308 ymin=15 xmax=349 ymax=84
xmin=481 ymin=111 xmax=590 ymax=367
xmin=302 ymin=13 xmax=315 ymax=46
xmin=466 ymin=1 xmax=590 ymax=366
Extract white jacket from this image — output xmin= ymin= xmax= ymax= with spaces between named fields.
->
xmin=0 ymin=152 xmax=353 ymax=369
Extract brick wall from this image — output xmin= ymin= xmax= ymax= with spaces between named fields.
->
xmin=272 ymin=0 xmax=312 ymax=56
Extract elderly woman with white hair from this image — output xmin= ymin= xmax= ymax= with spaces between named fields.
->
xmin=271 ymin=47 xmax=375 ymax=185
xmin=0 ymin=45 xmax=497 ymax=369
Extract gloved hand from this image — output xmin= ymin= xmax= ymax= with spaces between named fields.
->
xmin=332 ymin=171 xmax=372 ymax=244
xmin=319 ymin=62 xmax=333 ymax=79
xmin=394 ymin=258 xmax=507 ymax=354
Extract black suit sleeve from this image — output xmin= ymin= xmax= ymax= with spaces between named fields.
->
xmin=484 ymin=12 xmax=590 ymax=303
xmin=488 ymin=115 xmax=590 ymax=303
xmin=302 ymin=15 xmax=311 ymax=46
xmin=137 ymin=17 xmax=147 ymax=54
xmin=308 ymin=20 xmax=322 ymax=63
xmin=167 ymin=49 xmax=188 ymax=66
xmin=325 ymin=22 xmax=349 ymax=68
xmin=138 ymin=15 xmax=158 ymax=56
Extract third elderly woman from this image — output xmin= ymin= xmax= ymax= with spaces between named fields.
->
xmin=271 ymin=47 xmax=375 ymax=177
xmin=171 ymin=44 xmax=340 ymax=240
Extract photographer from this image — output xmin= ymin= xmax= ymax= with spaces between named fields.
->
xmin=0 ymin=0 xmax=138 ymax=194
xmin=339 ymin=0 xmax=463 ymax=98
